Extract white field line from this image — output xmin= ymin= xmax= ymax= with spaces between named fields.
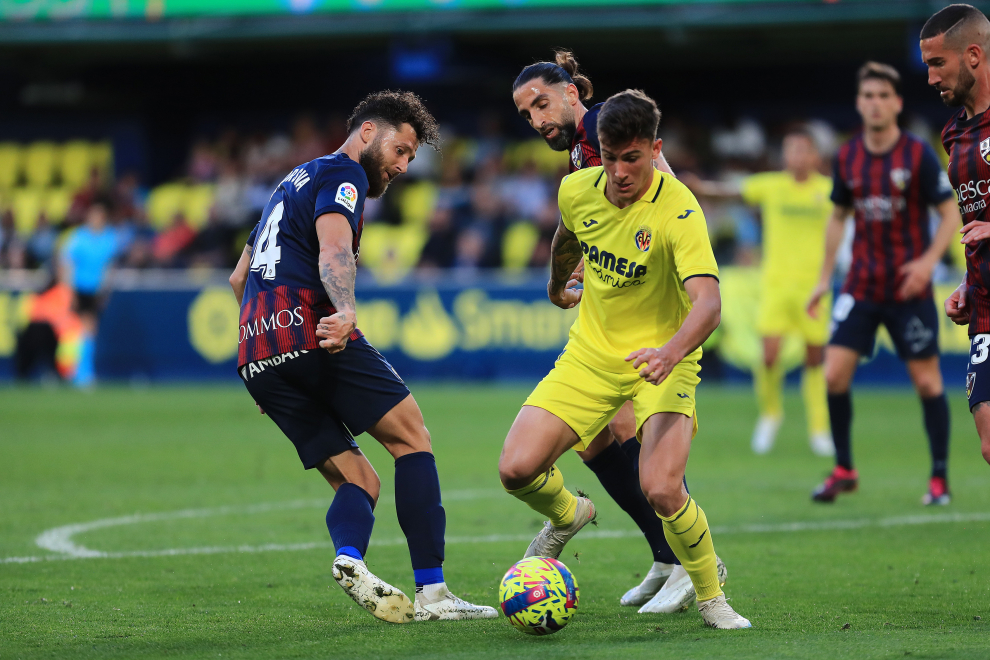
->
xmin=2 ymin=495 xmax=989 ymax=565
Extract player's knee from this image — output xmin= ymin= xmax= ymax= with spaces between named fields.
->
xmin=498 ymin=458 xmax=539 ymax=491
xmin=980 ymin=436 xmax=990 ymax=466
xmin=913 ymin=377 xmax=943 ymax=399
xmin=641 ymin=477 xmax=683 ymax=518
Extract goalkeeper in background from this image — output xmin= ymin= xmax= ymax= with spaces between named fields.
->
xmin=684 ymin=127 xmax=834 ymax=457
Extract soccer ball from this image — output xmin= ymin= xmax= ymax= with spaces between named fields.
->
xmin=498 ymin=556 xmax=579 ymax=635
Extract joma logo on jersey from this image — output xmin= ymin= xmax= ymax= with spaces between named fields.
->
xmin=580 ymin=241 xmax=647 ymax=279
xmin=981 ymin=138 xmax=990 ymax=164
xmin=239 ymin=306 xmax=306 ymax=344
xmin=634 ymin=227 xmax=652 ymax=252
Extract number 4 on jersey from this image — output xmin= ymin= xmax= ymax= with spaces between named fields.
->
xmin=250 ymin=201 xmax=284 ymax=279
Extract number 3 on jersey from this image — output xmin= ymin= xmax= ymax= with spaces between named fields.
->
xmin=250 ymin=201 xmax=284 ymax=279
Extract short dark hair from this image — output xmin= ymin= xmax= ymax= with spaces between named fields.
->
xmin=346 ymin=90 xmax=441 ymax=150
xmin=857 ymin=61 xmax=901 ymax=95
xmin=512 ymin=50 xmax=594 ymax=102
xmin=921 ymin=3 xmax=990 ymax=49
xmin=597 ymin=89 xmax=660 ymax=147
xmin=783 ymin=125 xmax=818 ymax=148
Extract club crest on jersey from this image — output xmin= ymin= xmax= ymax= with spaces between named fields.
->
xmin=335 ymin=183 xmax=358 ymax=212
xmin=890 ymin=168 xmax=911 ymax=191
xmin=634 ymin=226 xmax=652 ymax=252
xmin=981 ymin=138 xmax=990 ymax=164
xmin=968 ymin=372 xmax=977 ymax=399
xmin=571 ymin=145 xmax=582 ymax=169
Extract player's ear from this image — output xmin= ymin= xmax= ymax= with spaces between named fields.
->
xmin=652 ymin=138 xmax=663 ymax=161
xmin=360 ymin=120 xmax=377 ymax=146
xmin=564 ymin=82 xmax=579 ymax=106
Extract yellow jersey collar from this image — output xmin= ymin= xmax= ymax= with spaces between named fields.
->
xmin=595 ymin=168 xmax=664 ymax=206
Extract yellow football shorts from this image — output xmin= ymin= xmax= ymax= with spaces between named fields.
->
xmin=757 ymin=283 xmax=831 ymax=345
xmin=523 ymin=349 xmax=701 ymax=451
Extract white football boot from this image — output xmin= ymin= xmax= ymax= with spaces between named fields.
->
xmin=638 ymin=555 xmax=727 ymax=614
xmin=414 ymin=583 xmax=499 ymax=622
xmin=332 ymin=555 xmax=414 ymax=624
xmin=751 ymin=416 xmax=782 ymax=454
xmin=523 ymin=496 xmax=597 ymax=559
xmin=620 ymin=562 xmax=675 ymax=607
xmin=698 ymin=593 xmax=752 ymax=629
xmin=810 ymin=431 xmax=835 ymax=457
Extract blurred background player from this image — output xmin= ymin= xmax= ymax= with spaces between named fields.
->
xmin=923 ymin=4 xmax=990 ymax=468
xmin=684 ymin=127 xmax=834 ymax=457
xmin=229 ymin=91 xmax=496 ymax=624
xmin=807 ymin=62 xmax=961 ymax=505
xmin=61 ymin=197 xmax=121 ymax=388
xmin=499 ymin=90 xmax=748 ymax=629
xmin=511 ymin=52 xmax=708 ymax=612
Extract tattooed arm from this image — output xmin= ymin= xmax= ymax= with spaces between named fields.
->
xmin=313 ymin=212 xmax=358 ymax=354
xmin=547 ymin=220 xmax=585 ymax=310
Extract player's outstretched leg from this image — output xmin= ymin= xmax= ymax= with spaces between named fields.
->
xmin=369 ymin=395 xmax=497 ymax=622
xmin=639 ymin=412 xmax=750 ymax=629
xmin=319 ymin=452 xmax=416 ymax=624
xmin=579 ymin=408 xmax=681 ymax=606
xmin=500 ymin=406 xmax=597 ymax=560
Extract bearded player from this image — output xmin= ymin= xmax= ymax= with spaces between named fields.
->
xmin=807 ymin=63 xmax=961 ymax=505
xmin=229 ymin=91 xmax=497 ymax=624
xmin=499 ymin=89 xmax=750 ymax=629
xmin=922 ymin=3 xmax=990 ymax=468
xmin=511 ymin=52 xmax=723 ymax=615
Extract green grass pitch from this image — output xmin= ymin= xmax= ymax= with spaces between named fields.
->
xmin=2 ymin=383 xmax=989 ymax=659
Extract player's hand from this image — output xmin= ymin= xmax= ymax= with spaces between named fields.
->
xmin=945 ymin=282 xmax=970 ymax=326
xmin=806 ymin=282 xmax=830 ymax=319
xmin=961 ymin=220 xmax=990 ymax=245
xmin=571 ymin=260 xmax=585 ymax=284
xmin=548 ymin=279 xmax=583 ymax=309
xmin=626 ymin=346 xmax=677 ymax=386
xmin=896 ymin=257 xmax=934 ymax=301
xmin=316 ymin=311 xmax=356 ymax=354
xmin=256 ymin=404 xmax=266 ymax=415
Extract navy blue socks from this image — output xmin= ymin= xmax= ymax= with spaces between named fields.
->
xmin=394 ymin=451 xmax=446 ymax=586
xmin=828 ymin=392 xmax=854 ymax=470
xmin=326 ymin=482 xmax=376 ymax=561
xmin=922 ymin=394 xmax=950 ymax=480
xmin=587 ymin=439 xmax=678 ymax=565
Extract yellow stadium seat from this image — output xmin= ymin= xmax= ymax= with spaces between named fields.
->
xmin=59 ymin=140 xmax=93 ymax=188
xmin=90 ymin=141 xmax=114 ymax=179
xmin=43 ymin=187 xmax=73 ymax=223
xmin=24 ymin=142 xmax=59 ymax=187
xmin=147 ymin=183 xmax=187 ymax=230
xmin=502 ymin=221 xmax=540 ymax=271
xmin=183 ymin=184 xmax=215 ymax=230
xmin=0 ymin=143 xmax=23 ymax=189
xmin=11 ymin=188 xmax=44 ymax=235
xmin=357 ymin=224 xmax=427 ymax=283
xmin=398 ymin=180 xmax=438 ymax=226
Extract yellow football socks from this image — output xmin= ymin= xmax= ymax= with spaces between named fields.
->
xmin=659 ymin=496 xmax=723 ymax=602
xmin=505 ymin=465 xmax=577 ymax=528
xmin=802 ymin=364 xmax=829 ymax=436
xmin=754 ymin=361 xmax=784 ymax=420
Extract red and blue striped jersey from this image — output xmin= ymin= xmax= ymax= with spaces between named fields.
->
xmin=569 ymin=103 xmax=603 ymax=172
xmin=942 ymin=108 xmax=990 ymax=335
xmin=238 ymin=153 xmax=366 ymax=366
xmin=831 ymin=132 xmax=954 ymax=303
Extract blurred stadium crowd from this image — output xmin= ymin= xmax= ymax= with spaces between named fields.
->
xmin=0 ymin=110 xmax=956 ymax=282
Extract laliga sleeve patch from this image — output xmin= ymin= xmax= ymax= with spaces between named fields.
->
xmin=335 ymin=183 xmax=358 ymax=213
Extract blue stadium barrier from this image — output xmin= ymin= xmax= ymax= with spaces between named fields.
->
xmin=0 ymin=270 xmax=972 ymax=385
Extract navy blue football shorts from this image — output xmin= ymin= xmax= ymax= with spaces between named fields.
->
xmin=829 ymin=293 xmax=939 ymax=361
xmin=967 ymin=334 xmax=990 ymax=411
xmin=239 ymin=338 xmax=410 ymax=469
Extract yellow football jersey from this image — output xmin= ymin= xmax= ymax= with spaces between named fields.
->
xmin=740 ymin=171 xmax=832 ymax=286
xmin=559 ymin=167 xmax=719 ymax=374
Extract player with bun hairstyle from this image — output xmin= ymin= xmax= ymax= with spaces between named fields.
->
xmin=511 ymin=52 xmax=713 ymax=613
